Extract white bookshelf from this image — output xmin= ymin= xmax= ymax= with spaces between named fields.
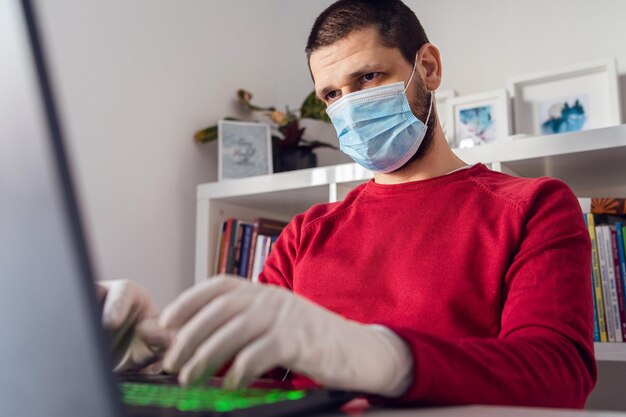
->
xmin=595 ymin=343 xmax=626 ymax=362
xmin=195 ymin=123 xmax=626 ymax=362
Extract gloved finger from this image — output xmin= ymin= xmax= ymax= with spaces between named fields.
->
xmin=162 ymin=292 xmax=250 ymax=373
xmin=102 ymin=280 xmax=150 ymax=330
xmin=222 ymin=335 xmax=284 ymax=390
xmin=114 ymin=335 xmax=165 ymax=373
xmin=135 ymin=318 xmax=173 ymax=352
xmin=111 ymin=305 xmax=141 ymax=359
xmin=178 ymin=312 xmax=271 ymax=387
xmin=160 ymin=276 xmax=239 ymax=331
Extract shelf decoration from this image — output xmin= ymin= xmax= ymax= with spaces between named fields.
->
xmin=446 ymin=89 xmax=511 ymax=149
xmin=507 ymin=58 xmax=622 ymax=136
xmin=218 ymin=120 xmax=272 ymax=180
xmin=195 ymin=90 xmax=338 ymax=174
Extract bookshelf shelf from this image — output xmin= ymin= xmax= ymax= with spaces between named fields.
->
xmin=594 ymin=343 xmax=626 ymax=362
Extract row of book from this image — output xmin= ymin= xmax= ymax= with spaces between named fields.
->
xmin=583 ymin=198 xmax=626 ymax=342
xmin=214 ymin=217 xmax=288 ymax=282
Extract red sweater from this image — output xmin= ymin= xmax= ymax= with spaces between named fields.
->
xmin=258 ymin=163 xmax=596 ymax=408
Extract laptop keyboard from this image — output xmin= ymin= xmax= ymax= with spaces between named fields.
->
xmin=119 ymin=382 xmax=306 ymax=412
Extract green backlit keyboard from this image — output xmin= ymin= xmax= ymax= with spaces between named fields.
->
xmin=119 ymin=382 xmax=306 ymax=414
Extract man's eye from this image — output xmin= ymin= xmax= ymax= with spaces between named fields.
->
xmin=325 ymin=90 xmax=340 ymax=102
xmin=361 ymin=72 xmax=379 ymax=83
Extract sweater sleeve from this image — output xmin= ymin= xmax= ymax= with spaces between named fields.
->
xmin=375 ymin=179 xmax=596 ymax=408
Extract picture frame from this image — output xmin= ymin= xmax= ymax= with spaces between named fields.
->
xmin=446 ymin=89 xmax=511 ymax=149
xmin=507 ymin=58 xmax=622 ymax=136
xmin=435 ymin=89 xmax=456 ymax=145
xmin=218 ymin=120 xmax=273 ymax=180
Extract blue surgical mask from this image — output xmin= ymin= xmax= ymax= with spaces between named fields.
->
xmin=326 ymin=67 xmax=433 ymax=173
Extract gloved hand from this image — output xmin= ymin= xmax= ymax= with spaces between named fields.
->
xmin=98 ymin=280 xmax=172 ymax=372
xmin=159 ymin=275 xmax=413 ymax=397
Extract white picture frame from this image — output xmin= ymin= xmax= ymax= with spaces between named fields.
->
xmin=507 ymin=58 xmax=622 ymax=136
xmin=435 ymin=89 xmax=456 ymax=145
xmin=446 ymin=89 xmax=511 ymax=149
xmin=218 ymin=120 xmax=273 ymax=180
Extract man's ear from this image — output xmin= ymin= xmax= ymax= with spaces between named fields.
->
xmin=416 ymin=43 xmax=442 ymax=92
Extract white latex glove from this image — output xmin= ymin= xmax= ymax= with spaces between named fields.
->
xmin=159 ymin=275 xmax=413 ymax=397
xmin=98 ymin=280 xmax=172 ymax=372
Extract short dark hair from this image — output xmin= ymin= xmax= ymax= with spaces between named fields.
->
xmin=305 ymin=0 xmax=429 ymax=65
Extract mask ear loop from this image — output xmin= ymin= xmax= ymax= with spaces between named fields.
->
xmin=403 ymin=55 xmax=435 ymax=126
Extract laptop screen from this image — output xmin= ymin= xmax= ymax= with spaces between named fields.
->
xmin=0 ymin=1 xmax=121 ymax=416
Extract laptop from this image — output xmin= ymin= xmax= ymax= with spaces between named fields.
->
xmin=0 ymin=0 xmax=355 ymax=416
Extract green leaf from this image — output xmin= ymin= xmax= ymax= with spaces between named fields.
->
xmin=300 ymin=91 xmax=331 ymax=123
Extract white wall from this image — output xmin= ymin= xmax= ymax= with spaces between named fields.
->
xmin=273 ymin=0 xmax=626 ymax=122
xmin=37 ymin=0 xmax=278 ymax=308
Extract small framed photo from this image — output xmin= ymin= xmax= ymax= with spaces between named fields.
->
xmin=446 ymin=89 xmax=511 ymax=149
xmin=507 ymin=58 xmax=622 ymax=136
xmin=435 ymin=89 xmax=456 ymax=145
xmin=218 ymin=120 xmax=273 ymax=180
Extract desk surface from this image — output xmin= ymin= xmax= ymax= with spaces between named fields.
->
xmin=322 ymin=403 xmax=626 ymax=417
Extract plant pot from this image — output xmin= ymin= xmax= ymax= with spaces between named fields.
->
xmin=273 ymin=147 xmax=318 ymax=173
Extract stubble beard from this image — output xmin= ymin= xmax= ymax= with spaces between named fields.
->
xmin=389 ymin=77 xmax=437 ymax=174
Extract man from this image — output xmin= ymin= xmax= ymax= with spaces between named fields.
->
xmin=101 ymin=0 xmax=596 ymax=407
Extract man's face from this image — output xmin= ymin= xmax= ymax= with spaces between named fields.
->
xmin=309 ymin=26 xmax=430 ymax=123
xmin=309 ymin=26 xmax=434 ymax=169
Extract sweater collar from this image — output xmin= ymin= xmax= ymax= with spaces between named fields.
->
xmin=364 ymin=163 xmax=487 ymax=196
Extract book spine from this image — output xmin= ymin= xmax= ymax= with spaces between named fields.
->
xmin=232 ymin=221 xmax=246 ymax=275
xmin=603 ymin=227 xmax=623 ymax=341
xmin=617 ymin=223 xmax=626 ymax=329
xmin=239 ymin=224 xmax=253 ymax=278
xmin=247 ymin=222 xmax=260 ymax=279
xmin=611 ymin=228 xmax=626 ymax=341
xmin=226 ymin=219 xmax=240 ymax=274
xmin=585 ymin=214 xmax=600 ymax=342
xmin=597 ymin=225 xmax=617 ymax=342
xmin=219 ymin=219 xmax=234 ymax=275
xmin=213 ymin=221 xmax=226 ymax=276
xmin=256 ymin=218 xmax=288 ymax=236
xmin=587 ymin=214 xmax=608 ymax=342
xmin=250 ymin=235 xmax=267 ymax=283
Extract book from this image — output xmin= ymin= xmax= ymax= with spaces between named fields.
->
xmin=597 ymin=225 xmax=622 ymax=341
xmin=596 ymin=225 xmax=617 ymax=341
xmin=611 ymin=228 xmax=626 ymax=340
xmin=617 ymin=222 xmax=626 ymax=298
xmin=592 ymin=198 xmax=626 ymax=216
xmin=219 ymin=219 xmax=235 ymax=274
xmin=238 ymin=223 xmax=254 ymax=278
xmin=587 ymin=213 xmax=608 ymax=342
xmin=585 ymin=214 xmax=600 ymax=342
xmin=231 ymin=221 xmax=250 ymax=275
xmin=213 ymin=220 xmax=227 ymax=275
xmin=246 ymin=217 xmax=288 ymax=279
xmin=250 ymin=235 xmax=270 ymax=283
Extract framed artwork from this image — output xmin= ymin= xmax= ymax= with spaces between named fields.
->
xmin=435 ymin=89 xmax=456 ymax=144
xmin=507 ymin=58 xmax=622 ymax=136
xmin=218 ymin=120 xmax=273 ymax=180
xmin=446 ymin=89 xmax=511 ymax=149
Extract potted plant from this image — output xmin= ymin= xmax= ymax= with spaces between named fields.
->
xmin=194 ymin=89 xmax=337 ymax=173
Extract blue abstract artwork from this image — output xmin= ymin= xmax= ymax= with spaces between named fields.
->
xmin=457 ymin=105 xmax=496 ymax=147
xmin=539 ymin=96 xmax=588 ymax=135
